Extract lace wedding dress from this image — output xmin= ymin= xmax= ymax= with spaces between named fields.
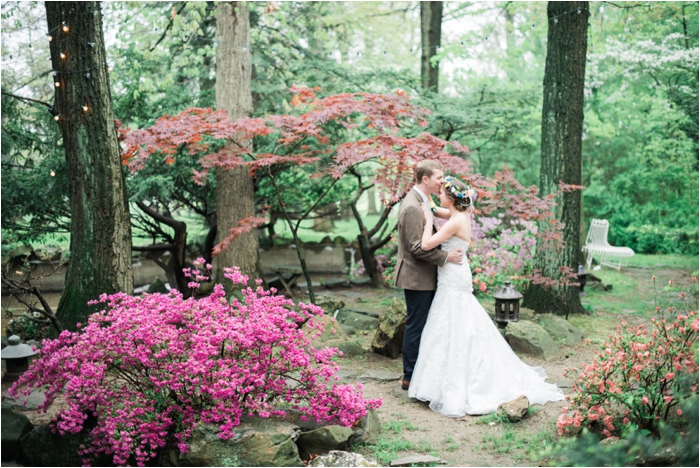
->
xmin=408 ymin=236 xmax=565 ymax=417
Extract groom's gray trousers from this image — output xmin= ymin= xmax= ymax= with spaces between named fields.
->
xmin=403 ymin=289 xmax=436 ymax=381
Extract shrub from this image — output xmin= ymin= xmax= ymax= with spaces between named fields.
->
xmin=557 ymin=304 xmax=698 ymax=438
xmin=9 ymin=263 xmax=381 ymax=466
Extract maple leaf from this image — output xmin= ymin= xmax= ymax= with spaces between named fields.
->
xmin=212 ymin=215 xmax=268 ymax=257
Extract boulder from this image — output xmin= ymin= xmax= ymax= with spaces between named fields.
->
xmin=535 ymin=314 xmax=584 ymax=346
xmin=348 ymin=409 xmax=381 ymax=446
xmin=18 ymin=425 xmax=97 ymax=467
xmin=336 ymin=309 xmax=380 ymax=336
xmin=309 ymin=450 xmax=379 ymax=467
xmin=1 ymin=403 xmax=34 ymax=461
xmin=504 ymin=320 xmax=559 ymax=360
xmin=370 ymin=298 xmax=406 ymax=359
xmin=497 ymin=395 xmax=529 ymax=422
xmin=303 ymin=315 xmax=366 ymax=357
xmin=180 ymin=417 xmax=302 ymax=467
xmin=296 ymin=426 xmax=354 ymax=459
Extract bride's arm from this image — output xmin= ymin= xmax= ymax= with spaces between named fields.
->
xmin=420 ymin=204 xmax=458 ymax=251
xmin=432 ymin=206 xmax=450 ymax=220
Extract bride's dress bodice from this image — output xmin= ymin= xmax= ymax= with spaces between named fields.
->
xmin=438 ymin=236 xmax=472 ymax=293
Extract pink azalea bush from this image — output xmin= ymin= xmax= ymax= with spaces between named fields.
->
xmin=9 ymin=262 xmax=381 ymax=466
xmin=558 ymin=303 xmax=699 ymax=438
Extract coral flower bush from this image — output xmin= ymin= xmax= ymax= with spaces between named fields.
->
xmin=558 ymin=306 xmax=699 ymax=438
xmin=8 ymin=263 xmax=381 ymax=466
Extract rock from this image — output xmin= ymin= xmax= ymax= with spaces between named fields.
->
xmin=18 ymin=425 xmax=97 ymax=467
xmin=1 ymin=402 xmax=34 ymax=461
xmin=303 ymin=315 xmax=366 ymax=357
xmin=390 ymin=454 xmax=446 ymax=466
xmin=147 ymin=278 xmax=170 ymax=294
xmin=321 ymin=279 xmax=350 ymax=289
xmin=505 ymin=320 xmax=560 ymax=360
xmin=348 ymin=409 xmax=381 ymax=446
xmin=180 ymin=417 xmax=302 ymax=467
xmin=535 ymin=314 xmax=584 ymax=346
xmin=357 ymin=370 xmax=402 ymax=383
xmin=349 ymin=278 xmax=372 ymax=286
xmin=308 ymin=450 xmax=378 ymax=467
xmin=370 ymin=298 xmax=406 ymax=359
xmin=497 ymin=395 xmax=529 ymax=421
xmin=296 ymin=426 xmax=354 ymax=459
xmin=336 ymin=309 xmax=380 ymax=335
xmin=316 ymin=298 xmax=346 ymax=315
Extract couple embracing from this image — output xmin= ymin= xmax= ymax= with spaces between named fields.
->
xmin=395 ymin=160 xmax=564 ymax=418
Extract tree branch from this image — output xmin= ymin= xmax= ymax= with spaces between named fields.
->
xmin=1 ymin=91 xmax=52 ymax=108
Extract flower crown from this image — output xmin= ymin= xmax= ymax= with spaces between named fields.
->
xmin=444 ymin=176 xmax=476 ymax=207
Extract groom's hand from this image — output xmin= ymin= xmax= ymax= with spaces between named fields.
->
xmin=446 ymin=249 xmax=463 ymax=264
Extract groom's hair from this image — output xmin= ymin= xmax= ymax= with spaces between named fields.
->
xmin=415 ymin=160 xmax=443 ymax=183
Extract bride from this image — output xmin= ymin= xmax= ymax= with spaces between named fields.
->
xmin=407 ymin=176 xmax=564 ymax=417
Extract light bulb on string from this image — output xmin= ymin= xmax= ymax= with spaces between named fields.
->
xmin=82 ymin=104 xmax=89 ymax=112
xmin=54 ymin=114 xmax=60 ymax=121
xmin=50 ymin=170 xmax=56 ymax=177
xmin=55 ymin=81 xmax=60 ymax=87
xmin=88 ymin=42 xmax=95 ymax=47
xmin=10 ymin=55 xmax=14 ymax=63
xmin=48 ymin=34 xmax=53 ymax=42
xmin=553 ymin=17 xmax=559 ymax=24
xmin=85 ymin=72 xmax=91 ymax=78
xmin=62 ymin=22 xmax=69 ymax=32
xmin=60 ymin=52 xmax=66 ymax=59
xmin=28 ymin=44 xmax=34 ymax=50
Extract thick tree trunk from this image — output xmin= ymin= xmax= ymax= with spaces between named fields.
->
xmin=420 ymin=1 xmax=442 ymax=91
xmin=522 ymin=1 xmax=588 ymax=317
xmin=47 ymin=1 xmax=133 ymax=331
xmin=214 ymin=2 xmax=260 ymax=285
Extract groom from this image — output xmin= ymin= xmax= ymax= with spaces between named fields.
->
xmin=395 ymin=160 xmax=463 ymax=390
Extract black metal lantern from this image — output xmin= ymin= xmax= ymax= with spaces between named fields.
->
xmin=1 ymin=335 xmax=38 ymax=382
xmin=493 ymin=281 xmax=523 ymax=329
xmin=577 ymin=265 xmax=588 ymax=296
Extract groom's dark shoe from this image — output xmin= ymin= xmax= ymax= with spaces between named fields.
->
xmin=401 ymin=379 xmax=410 ymax=391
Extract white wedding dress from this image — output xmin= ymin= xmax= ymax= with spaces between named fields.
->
xmin=408 ymin=236 xmax=564 ymax=417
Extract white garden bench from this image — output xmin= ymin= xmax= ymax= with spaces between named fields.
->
xmin=582 ymin=219 xmax=635 ymax=271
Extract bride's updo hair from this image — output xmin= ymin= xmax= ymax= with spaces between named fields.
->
xmin=443 ymin=177 xmax=477 ymax=212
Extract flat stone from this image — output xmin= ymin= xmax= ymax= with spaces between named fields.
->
xmin=322 ymin=278 xmax=351 ymax=288
xmin=358 ymin=370 xmax=402 ymax=383
xmin=390 ymin=455 xmax=446 ymax=466
xmin=3 ymin=390 xmax=46 ymax=411
xmin=333 ymin=370 xmax=359 ymax=383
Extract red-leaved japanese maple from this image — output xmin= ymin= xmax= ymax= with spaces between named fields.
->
xmin=122 ymin=87 xmax=578 ymax=298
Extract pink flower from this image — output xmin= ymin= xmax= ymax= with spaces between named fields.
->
xmin=677 ymin=409 xmax=683 ymax=416
xmin=665 ymin=373 xmax=675 ymax=380
xmin=479 ymin=282 xmax=487 ymax=292
xmin=642 ymin=396 xmax=649 ymax=405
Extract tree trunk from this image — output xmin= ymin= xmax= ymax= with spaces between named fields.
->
xmin=214 ymin=2 xmax=260 ymax=285
xmin=522 ymin=1 xmax=588 ymax=317
xmin=47 ymin=1 xmax=133 ymax=331
xmin=366 ymin=184 xmax=378 ymax=215
xmin=420 ymin=1 xmax=442 ymax=91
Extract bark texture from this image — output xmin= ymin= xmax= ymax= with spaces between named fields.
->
xmin=522 ymin=1 xmax=588 ymax=316
xmin=420 ymin=1 xmax=443 ymax=91
xmin=214 ymin=2 xmax=260 ymax=284
xmin=46 ymin=1 xmax=133 ymax=331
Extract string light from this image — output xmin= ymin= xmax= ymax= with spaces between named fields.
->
xmin=50 ymin=171 xmax=56 ymax=177
xmin=48 ymin=34 xmax=53 ymax=42
xmin=62 ymin=22 xmax=69 ymax=32
xmin=54 ymin=81 xmax=60 ymax=87
xmin=54 ymin=114 xmax=60 ymax=121
xmin=88 ymin=42 xmax=95 ymax=47
xmin=82 ymin=104 xmax=89 ymax=112
xmin=60 ymin=52 xmax=66 ymax=59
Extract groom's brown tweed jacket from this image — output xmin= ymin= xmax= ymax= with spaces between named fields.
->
xmin=394 ymin=189 xmax=449 ymax=291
